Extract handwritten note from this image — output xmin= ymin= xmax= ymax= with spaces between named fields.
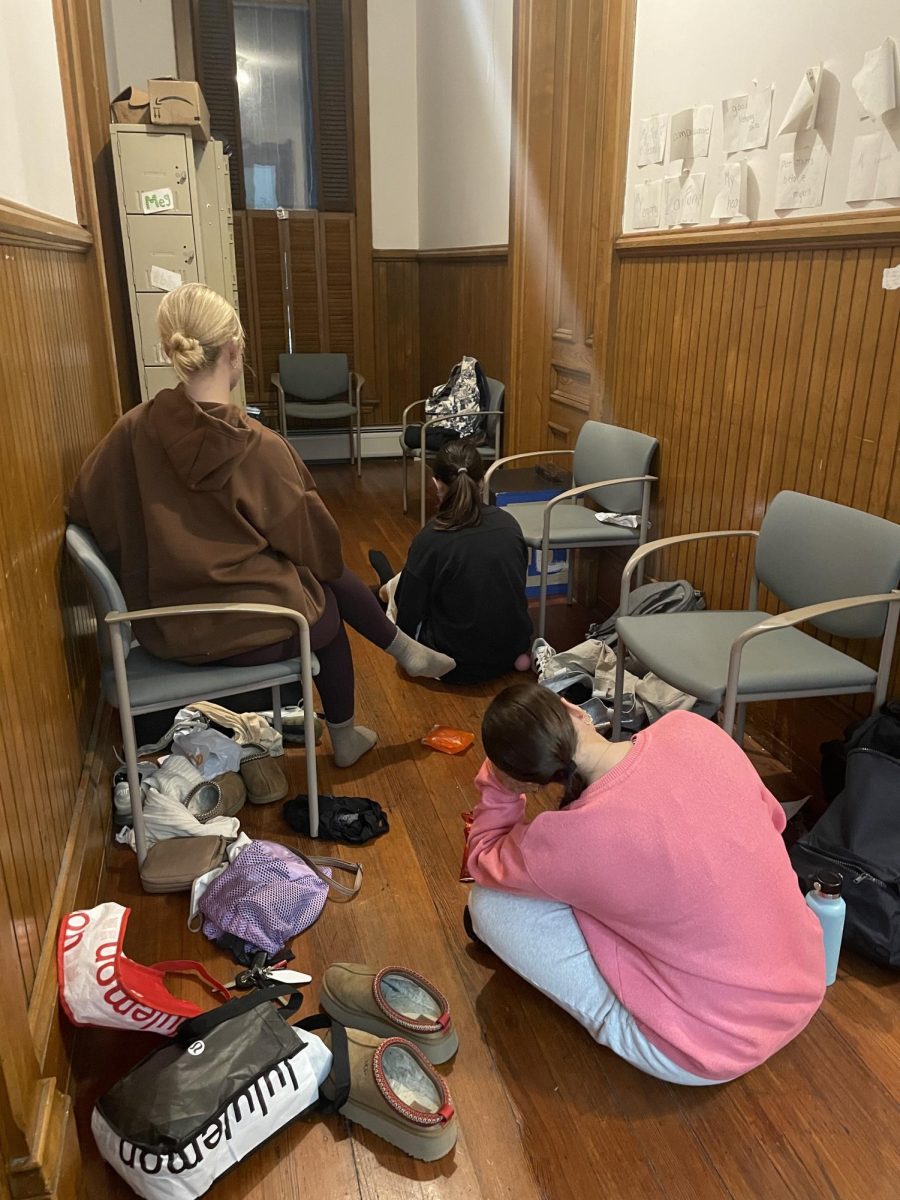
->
xmin=774 ymin=133 xmax=828 ymax=210
xmin=632 ymin=180 xmax=662 ymax=229
xmin=852 ymin=38 xmax=897 ymax=119
xmin=722 ymin=88 xmax=773 ymax=153
xmin=883 ymin=264 xmax=900 ymax=290
xmin=710 ymin=162 xmax=747 ymax=221
xmin=777 ymin=66 xmax=821 ymax=137
xmin=140 ymin=187 xmax=175 ymax=214
xmin=669 ymin=106 xmax=713 ymax=161
xmin=664 ymin=172 xmax=705 ymax=226
xmin=637 ymin=114 xmax=668 ymax=167
xmin=846 ymin=132 xmax=886 ymax=202
xmin=149 ymin=264 xmax=182 ymax=292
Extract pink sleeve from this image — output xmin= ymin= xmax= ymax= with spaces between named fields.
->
xmin=761 ymin=782 xmax=787 ymax=834
xmin=467 ymin=761 xmax=551 ymax=899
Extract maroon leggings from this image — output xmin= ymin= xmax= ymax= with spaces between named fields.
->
xmin=221 ymin=567 xmax=396 ymax=724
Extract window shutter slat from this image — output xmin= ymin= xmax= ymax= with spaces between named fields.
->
xmin=313 ymin=0 xmax=354 ymax=212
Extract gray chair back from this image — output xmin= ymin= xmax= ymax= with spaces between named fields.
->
xmin=279 ymin=353 xmax=349 ymax=401
xmin=572 ymin=421 xmax=658 ymax=512
xmin=756 ymin=491 xmax=900 ymax=639
xmin=484 ymin=377 xmax=505 ymax=442
xmin=65 ymin=525 xmax=132 ymax=662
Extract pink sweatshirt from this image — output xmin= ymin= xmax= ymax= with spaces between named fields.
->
xmin=468 ymin=710 xmax=825 ymax=1080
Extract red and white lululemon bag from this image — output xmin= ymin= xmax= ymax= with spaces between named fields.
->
xmin=58 ymin=903 xmax=231 ymax=1036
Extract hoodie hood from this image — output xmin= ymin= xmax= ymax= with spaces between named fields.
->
xmin=148 ymin=387 xmax=258 ymax=490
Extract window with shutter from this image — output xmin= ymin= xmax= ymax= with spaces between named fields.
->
xmin=193 ymin=0 xmax=246 ymax=210
xmin=311 ymin=0 xmax=354 ymax=212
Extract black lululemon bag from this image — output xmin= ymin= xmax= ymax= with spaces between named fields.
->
xmin=790 ymin=747 xmax=900 ymax=969
xmin=91 ymin=986 xmax=348 ymax=1199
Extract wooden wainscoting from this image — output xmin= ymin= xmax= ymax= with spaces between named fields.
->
xmin=372 ymin=246 xmax=510 ymax=427
xmin=609 ymin=232 xmax=900 ymax=781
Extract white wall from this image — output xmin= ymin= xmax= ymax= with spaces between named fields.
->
xmin=0 ymin=0 xmax=77 ymax=222
xmin=101 ymin=0 xmax=177 ymax=100
xmin=626 ymin=1 xmax=900 ymax=232
xmin=416 ymin=0 xmax=513 ymax=248
xmin=368 ymin=0 xmax=420 ymax=247
xmin=367 ymin=0 xmax=513 ymax=249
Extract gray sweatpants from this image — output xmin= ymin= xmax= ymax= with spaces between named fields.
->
xmin=469 ymin=886 xmax=725 ymax=1086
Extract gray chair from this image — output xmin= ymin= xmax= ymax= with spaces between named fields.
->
xmin=272 ymin=353 xmax=364 ymax=476
xmin=65 ymin=526 xmax=322 ymax=878
xmin=611 ymin=491 xmax=900 ymax=742
xmin=483 ymin=420 xmax=658 ymax=640
xmin=401 ymin=376 xmax=506 ymax=527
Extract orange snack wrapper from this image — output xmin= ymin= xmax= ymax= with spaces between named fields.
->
xmin=421 ymin=725 xmax=475 ymax=755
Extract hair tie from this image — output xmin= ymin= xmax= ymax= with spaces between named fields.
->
xmin=456 ymin=467 xmax=468 ymax=476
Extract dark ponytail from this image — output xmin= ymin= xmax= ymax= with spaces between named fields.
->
xmin=482 ymin=682 xmax=587 ymax=808
xmin=431 ymin=439 xmax=485 ymax=532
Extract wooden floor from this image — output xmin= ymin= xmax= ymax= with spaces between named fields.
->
xmin=74 ymin=461 xmax=900 ymax=1200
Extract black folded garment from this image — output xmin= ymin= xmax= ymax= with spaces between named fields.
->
xmin=283 ymin=793 xmax=389 ymax=844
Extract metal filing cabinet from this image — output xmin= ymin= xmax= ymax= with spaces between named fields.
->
xmin=111 ymin=123 xmax=245 ymax=406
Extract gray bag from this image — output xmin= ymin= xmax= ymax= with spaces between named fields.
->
xmin=586 ymin=580 xmax=705 ymax=648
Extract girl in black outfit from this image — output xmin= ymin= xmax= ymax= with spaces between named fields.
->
xmin=372 ymin=441 xmax=533 ymax=684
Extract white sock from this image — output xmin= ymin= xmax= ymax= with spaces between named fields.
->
xmin=387 ymin=629 xmax=456 ymax=679
xmin=328 ymin=718 xmax=378 ymax=767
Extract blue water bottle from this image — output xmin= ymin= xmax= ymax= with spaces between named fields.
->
xmin=805 ymin=869 xmax=846 ymax=986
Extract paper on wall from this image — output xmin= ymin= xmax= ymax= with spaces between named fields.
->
xmin=777 ymin=65 xmax=821 ymax=137
xmin=883 ymin=264 xmax=900 ymax=290
xmin=846 ymin=132 xmax=886 ymax=202
xmin=664 ymin=172 xmax=705 ymax=226
xmin=722 ymin=87 xmax=773 ymax=153
xmin=140 ymin=187 xmax=174 ymax=214
xmin=710 ymin=162 xmax=747 ymax=220
xmin=149 ymin=264 xmax=183 ymax=292
xmin=633 ymin=180 xmax=662 ymax=229
xmin=774 ymin=132 xmax=828 ymax=209
xmin=638 ymin=114 xmax=668 ymax=166
xmin=875 ymin=139 xmax=900 ymax=199
xmin=851 ymin=38 xmax=897 ymax=119
xmin=669 ymin=105 xmax=714 ymax=161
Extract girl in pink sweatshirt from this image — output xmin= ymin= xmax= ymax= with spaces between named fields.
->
xmin=467 ymin=683 xmax=825 ymax=1084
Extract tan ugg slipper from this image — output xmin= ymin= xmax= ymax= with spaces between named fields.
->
xmin=320 ymin=1026 xmax=458 ymax=1161
xmin=321 ymin=963 xmax=458 ymax=1064
xmin=240 ymin=745 xmax=288 ymax=805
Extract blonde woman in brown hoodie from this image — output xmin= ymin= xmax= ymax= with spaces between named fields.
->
xmin=67 ymin=283 xmax=454 ymax=766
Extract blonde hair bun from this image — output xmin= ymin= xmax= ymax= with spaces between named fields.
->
xmin=157 ymin=282 xmax=246 ymax=383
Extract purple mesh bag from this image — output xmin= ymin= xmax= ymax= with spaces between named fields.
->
xmin=198 ymin=841 xmax=361 ymax=957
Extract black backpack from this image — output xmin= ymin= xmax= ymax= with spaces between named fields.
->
xmin=790 ymin=714 xmax=900 ymax=969
xmin=819 ymin=701 xmax=900 ymax=803
xmin=282 ymin=794 xmax=389 ymax=845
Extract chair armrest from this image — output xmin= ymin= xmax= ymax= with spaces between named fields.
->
xmin=483 ymin=449 xmax=574 ymax=500
xmin=721 ymin=590 xmax=900 ymax=733
xmin=349 ymin=372 xmax=365 ymax=406
xmin=401 ymin=398 xmax=428 ymax=428
xmin=271 ymin=374 xmax=287 ymax=437
xmin=271 ymin=372 xmax=283 ymax=395
xmin=619 ymin=529 xmax=759 ymax=610
xmin=106 ymin=601 xmax=311 ymax=644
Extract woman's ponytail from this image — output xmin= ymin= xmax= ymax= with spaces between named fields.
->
xmin=432 ymin=440 xmax=485 ymax=531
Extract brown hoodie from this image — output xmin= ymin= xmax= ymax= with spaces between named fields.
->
xmin=67 ymin=387 xmax=343 ymax=662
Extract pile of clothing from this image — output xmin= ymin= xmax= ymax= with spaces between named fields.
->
xmin=534 ymin=637 xmax=716 ymax=731
xmin=114 ymin=702 xmax=288 ymax=852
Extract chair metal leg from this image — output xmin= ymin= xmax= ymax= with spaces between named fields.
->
xmin=348 ymin=419 xmax=354 ymax=470
xmin=356 ymin=406 xmax=362 ymax=477
xmin=611 ymin=639 xmax=627 ymax=741
xmin=734 ymin=704 xmax=747 ymax=746
xmin=110 ymin=632 xmax=148 ymax=869
xmin=272 ymin=685 xmax=283 ymax=735
xmin=537 ymin=547 xmax=549 ymax=640
xmin=567 ymin=551 xmax=575 ymax=605
xmin=420 ymin=447 xmax=427 ymax=529
xmin=402 ymin=453 xmax=408 ymax=513
xmin=298 ymin=630 xmax=319 ymax=837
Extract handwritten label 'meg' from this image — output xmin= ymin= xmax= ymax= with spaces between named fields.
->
xmin=140 ymin=187 xmax=175 ymax=214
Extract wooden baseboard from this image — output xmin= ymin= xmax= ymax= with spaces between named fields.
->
xmin=28 ymin=702 xmax=114 ymax=1088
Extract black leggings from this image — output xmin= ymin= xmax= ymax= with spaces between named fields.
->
xmin=222 ymin=567 xmax=397 ymax=724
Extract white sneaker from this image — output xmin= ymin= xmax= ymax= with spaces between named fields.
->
xmin=111 ymin=761 xmax=158 ymax=827
xmin=531 ymin=638 xmax=557 ymax=680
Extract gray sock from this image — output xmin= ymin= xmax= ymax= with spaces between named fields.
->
xmin=328 ymin=718 xmax=378 ymax=768
xmin=387 ymin=629 xmax=456 ymax=679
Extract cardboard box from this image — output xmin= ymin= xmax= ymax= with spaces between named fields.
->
xmin=110 ymin=86 xmax=150 ymax=125
xmin=148 ymin=78 xmax=211 ymax=141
